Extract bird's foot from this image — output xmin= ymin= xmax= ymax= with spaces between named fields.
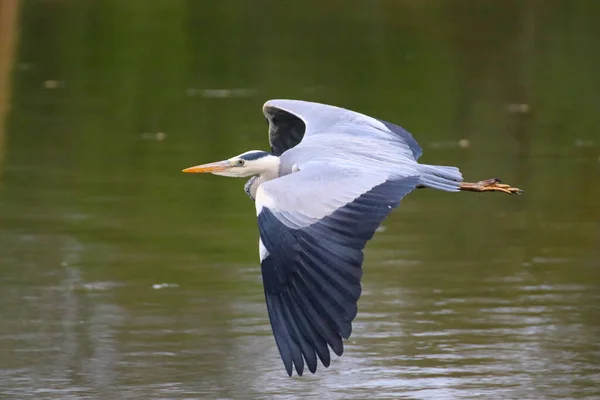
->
xmin=460 ymin=178 xmax=523 ymax=195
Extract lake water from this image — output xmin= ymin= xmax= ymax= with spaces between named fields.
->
xmin=1 ymin=1 xmax=599 ymax=399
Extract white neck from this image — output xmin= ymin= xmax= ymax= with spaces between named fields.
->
xmin=248 ymin=175 xmax=268 ymax=200
xmin=245 ymin=155 xmax=280 ymax=200
xmin=247 ymin=155 xmax=280 ymax=177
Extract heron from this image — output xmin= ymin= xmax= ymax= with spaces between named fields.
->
xmin=182 ymin=99 xmax=522 ymax=377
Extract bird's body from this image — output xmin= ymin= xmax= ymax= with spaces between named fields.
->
xmin=183 ymin=99 xmax=522 ymax=377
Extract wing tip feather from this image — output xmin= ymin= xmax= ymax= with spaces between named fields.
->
xmin=259 ymin=175 xmax=420 ymax=376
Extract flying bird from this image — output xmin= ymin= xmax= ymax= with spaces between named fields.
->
xmin=182 ymin=99 xmax=522 ymax=376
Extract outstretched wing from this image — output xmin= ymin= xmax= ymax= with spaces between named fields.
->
xmin=255 ymin=162 xmax=420 ymax=376
xmin=262 ymin=99 xmax=422 ymax=160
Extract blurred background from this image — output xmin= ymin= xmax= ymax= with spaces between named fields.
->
xmin=1 ymin=0 xmax=599 ymax=399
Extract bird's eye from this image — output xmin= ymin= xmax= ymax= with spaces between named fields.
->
xmin=237 ymin=159 xmax=245 ymax=166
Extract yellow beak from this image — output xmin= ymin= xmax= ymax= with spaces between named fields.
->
xmin=182 ymin=160 xmax=229 ymax=173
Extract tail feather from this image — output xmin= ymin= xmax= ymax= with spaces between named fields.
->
xmin=418 ymin=164 xmax=463 ymax=192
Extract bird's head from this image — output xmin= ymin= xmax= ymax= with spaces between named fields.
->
xmin=182 ymin=150 xmax=279 ymax=178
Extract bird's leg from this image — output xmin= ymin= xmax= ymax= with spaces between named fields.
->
xmin=460 ymin=178 xmax=522 ymax=195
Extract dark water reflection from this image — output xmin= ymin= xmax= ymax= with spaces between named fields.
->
xmin=1 ymin=1 xmax=600 ymax=399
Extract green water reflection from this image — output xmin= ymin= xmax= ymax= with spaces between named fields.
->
xmin=1 ymin=1 xmax=599 ymax=399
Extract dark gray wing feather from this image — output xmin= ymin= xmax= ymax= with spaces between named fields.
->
xmin=377 ymin=119 xmax=423 ymax=160
xmin=258 ymin=175 xmax=420 ymax=376
xmin=263 ymin=105 xmax=306 ymax=156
